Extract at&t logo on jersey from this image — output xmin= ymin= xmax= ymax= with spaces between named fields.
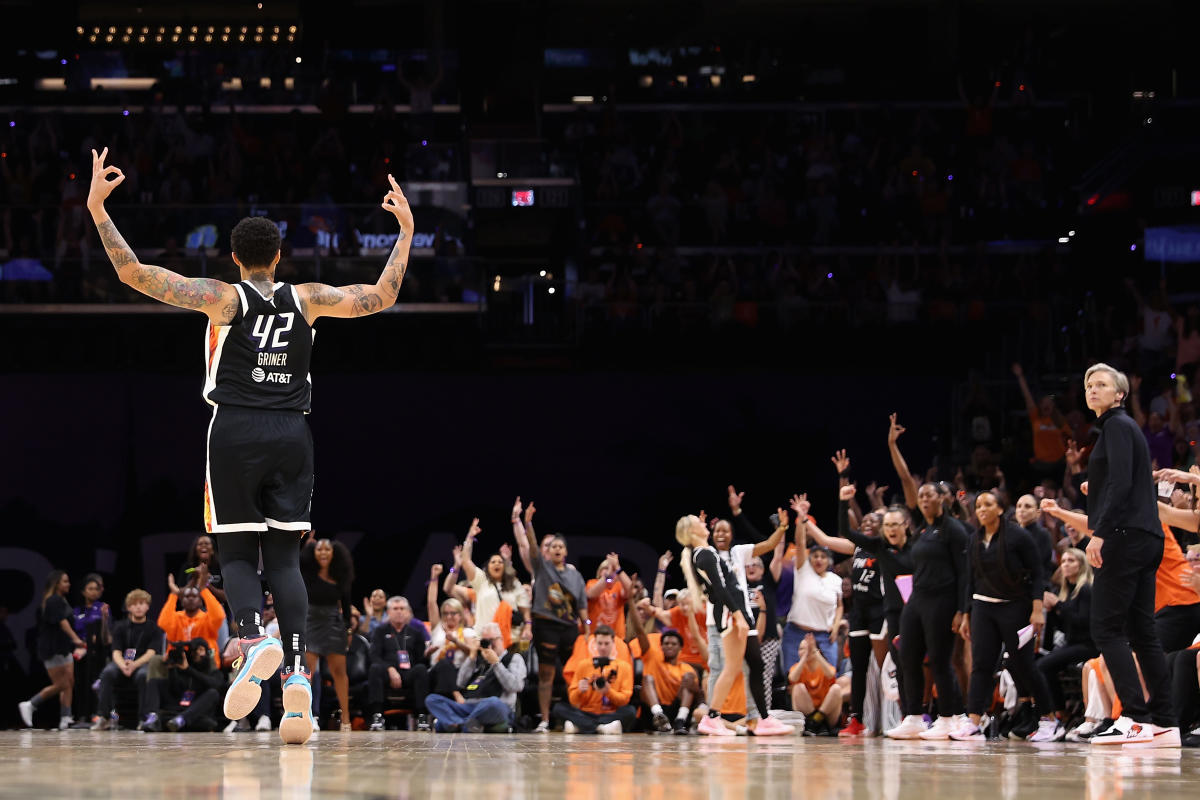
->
xmin=250 ymin=367 xmax=293 ymax=384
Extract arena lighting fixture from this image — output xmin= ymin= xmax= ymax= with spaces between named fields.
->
xmin=571 ymin=95 xmax=593 ymax=103
xmin=548 ymin=287 xmax=556 ymax=295
xmin=271 ymin=34 xmax=278 ymax=41
xmin=539 ymin=270 xmax=547 ymax=277
xmin=742 ymin=74 xmax=756 ymax=83
xmin=75 ymin=26 xmax=83 ymax=34
xmin=295 ymin=56 xmax=302 ymax=63
xmin=155 ymin=35 xmax=163 ymax=42
xmin=174 ymin=26 xmax=182 ymax=33
xmin=107 ymin=26 xmax=115 ymax=33
xmin=289 ymin=25 xmax=296 ymax=33
xmin=1069 ymin=230 xmax=1076 ymax=237
xmin=1058 ymin=237 xmax=1070 ymax=244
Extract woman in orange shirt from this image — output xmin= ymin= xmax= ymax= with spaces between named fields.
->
xmin=787 ymin=632 xmax=842 ymax=735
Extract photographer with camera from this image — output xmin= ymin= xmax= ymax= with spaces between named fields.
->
xmin=424 ymin=622 xmax=527 ymax=733
xmin=141 ymin=637 xmax=226 ymax=732
xmin=552 ymin=624 xmax=635 ymax=734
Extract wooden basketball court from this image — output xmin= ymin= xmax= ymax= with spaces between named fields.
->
xmin=2 ymin=730 xmax=1197 ymax=799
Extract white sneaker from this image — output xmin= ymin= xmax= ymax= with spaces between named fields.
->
xmin=1065 ymin=720 xmax=1099 ymax=742
xmin=949 ymin=714 xmax=990 ymax=742
xmin=885 ymin=715 xmax=929 ymax=739
xmin=1124 ymin=724 xmax=1182 ymax=749
xmin=223 ymin=719 xmax=239 ymax=733
xmin=58 ymin=716 xmax=73 ymax=731
xmin=918 ymin=716 xmax=955 ymax=740
xmin=1091 ymin=716 xmax=1152 ymax=745
xmin=563 ymin=721 xmax=578 ymax=734
xmin=534 ymin=720 xmax=551 ymax=733
xmin=1027 ymin=718 xmax=1061 ymax=743
xmin=255 ymin=715 xmax=272 ymax=731
xmin=597 ymin=720 xmax=623 ymax=735
xmin=18 ymin=701 xmax=33 ymax=728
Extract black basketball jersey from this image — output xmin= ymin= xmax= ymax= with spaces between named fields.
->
xmin=203 ymin=281 xmax=314 ymax=412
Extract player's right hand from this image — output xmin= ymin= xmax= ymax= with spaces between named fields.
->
xmin=88 ymin=147 xmax=125 ymax=210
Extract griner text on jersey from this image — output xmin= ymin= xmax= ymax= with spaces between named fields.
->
xmin=257 ymin=352 xmax=289 ymax=366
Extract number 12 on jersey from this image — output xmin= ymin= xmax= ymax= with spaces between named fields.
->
xmin=250 ymin=312 xmax=294 ymax=350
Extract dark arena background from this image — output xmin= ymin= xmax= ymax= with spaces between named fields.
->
xmin=3 ymin=0 xmax=1200 ymax=796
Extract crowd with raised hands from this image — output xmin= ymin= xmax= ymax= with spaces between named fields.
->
xmin=19 ymin=365 xmax=1200 ymax=740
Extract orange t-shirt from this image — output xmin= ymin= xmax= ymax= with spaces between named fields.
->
xmin=567 ymin=653 xmax=634 ymax=714
xmin=156 ymin=587 xmax=226 ymax=667
xmin=564 ymin=635 xmax=632 ymax=685
xmin=720 ymin=672 xmax=747 ymax=717
xmin=1156 ymin=524 xmax=1200 ymax=613
xmin=630 ymin=633 xmax=686 ymax=706
xmin=668 ymin=606 xmax=707 ymax=667
xmin=586 ymin=579 xmax=627 ymax=640
xmin=1030 ymin=412 xmax=1070 ymax=464
xmin=790 ymin=661 xmax=835 ymax=706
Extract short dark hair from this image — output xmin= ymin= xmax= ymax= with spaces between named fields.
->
xmin=594 ymin=624 xmax=615 ymax=639
xmin=230 ymin=217 xmax=282 ymax=269
xmin=660 ymin=629 xmax=684 ymax=646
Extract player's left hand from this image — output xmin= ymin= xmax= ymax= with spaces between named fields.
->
xmin=381 ymin=175 xmax=414 ymax=237
xmin=87 ymin=147 xmax=125 ymax=210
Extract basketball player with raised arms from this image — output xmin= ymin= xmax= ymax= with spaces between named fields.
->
xmin=86 ymin=146 xmax=414 ymax=745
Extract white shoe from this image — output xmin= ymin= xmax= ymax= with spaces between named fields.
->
xmin=885 ymin=715 xmax=929 ymax=739
xmin=18 ymin=701 xmax=33 ymax=728
xmin=256 ymin=715 xmax=272 ymax=731
xmin=1124 ymin=724 xmax=1182 ymax=749
xmin=534 ymin=720 xmax=551 ymax=733
xmin=1027 ymin=718 xmax=1061 ymax=743
xmin=563 ymin=721 xmax=578 ymax=734
xmin=1091 ymin=716 xmax=1152 ymax=745
xmin=918 ymin=716 xmax=955 ymax=740
xmin=58 ymin=716 xmax=73 ymax=731
xmin=597 ymin=720 xmax=623 ymax=735
xmin=311 ymin=715 xmax=320 ymax=732
xmin=223 ymin=719 xmax=239 ymax=733
xmin=1065 ymin=720 xmax=1099 ymax=742
xmin=949 ymin=714 xmax=990 ymax=742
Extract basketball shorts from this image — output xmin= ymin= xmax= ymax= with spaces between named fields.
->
xmin=204 ymin=405 xmax=313 ymax=533
xmin=848 ymin=599 xmax=887 ymax=640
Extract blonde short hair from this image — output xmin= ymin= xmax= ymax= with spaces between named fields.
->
xmin=1083 ymin=362 xmax=1129 ymax=404
xmin=124 ymin=589 xmax=151 ymax=609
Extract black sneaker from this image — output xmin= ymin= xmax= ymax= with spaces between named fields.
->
xmin=166 ymin=715 xmax=185 ymax=732
xmin=368 ymin=713 xmax=385 ymax=732
xmin=416 ymin=713 xmax=432 ymax=732
xmin=138 ymin=713 xmax=162 ymax=733
xmin=652 ymin=711 xmax=672 ymax=733
xmin=672 ymin=718 xmax=690 ymax=736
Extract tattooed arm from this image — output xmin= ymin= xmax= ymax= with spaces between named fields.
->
xmin=87 ymin=147 xmax=238 ymax=324
xmin=296 ymin=175 xmax=414 ymax=323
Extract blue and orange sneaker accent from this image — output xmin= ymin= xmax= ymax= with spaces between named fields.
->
xmin=279 ymin=665 xmax=314 ymax=745
xmin=223 ymin=635 xmax=284 ymax=722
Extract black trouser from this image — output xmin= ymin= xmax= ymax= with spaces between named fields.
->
xmin=218 ymin=530 xmax=308 ymax=673
xmin=1090 ymin=528 xmax=1174 ymax=726
xmin=849 ymin=634 xmax=871 ymax=715
xmin=96 ymin=662 xmax=150 ymax=718
xmin=885 ymin=608 xmax=906 ymax=714
xmin=966 ymin=599 xmax=1053 ymax=716
xmin=145 ymin=679 xmax=220 ymax=729
xmin=1037 ymin=643 xmax=1098 ymax=713
xmin=899 ymin=590 xmax=962 ymax=717
xmin=551 ymin=701 xmax=637 ymax=733
xmin=1155 ymin=603 xmax=1200 ymax=654
xmin=743 ymin=634 xmax=770 ymax=719
xmin=367 ymin=662 xmax=429 ymax=714
xmin=1169 ymin=648 xmax=1200 ymax=732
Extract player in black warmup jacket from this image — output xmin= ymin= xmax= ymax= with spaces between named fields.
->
xmin=807 ymin=486 xmax=914 ymax=736
xmin=88 ymin=147 xmax=415 ymax=746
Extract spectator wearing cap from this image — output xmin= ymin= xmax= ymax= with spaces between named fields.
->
xmin=424 ymin=622 xmax=527 ymax=733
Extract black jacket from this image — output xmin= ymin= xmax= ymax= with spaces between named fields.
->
xmin=966 ymin=520 xmax=1043 ymax=604
xmin=369 ymin=621 xmax=428 ymax=670
xmin=1086 ymin=407 xmax=1161 ymax=539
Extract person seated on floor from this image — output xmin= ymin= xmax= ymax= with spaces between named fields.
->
xmin=628 ymin=592 xmax=699 ymax=735
xmin=788 ymin=632 xmax=844 ymax=736
xmin=92 ymin=589 xmax=159 ymax=729
xmin=552 ymin=624 xmax=636 ymax=734
xmin=142 ymin=638 xmax=225 ymax=732
xmin=425 ymin=622 xmax=527 ymax=733
xmin=367 ymin=596 xmax=432 ymax=731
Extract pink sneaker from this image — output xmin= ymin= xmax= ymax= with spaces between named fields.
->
xmin=697 ymin=715 xmax=736 ymax=737
xmin=753 ymin=716 xmax=795 ymax=736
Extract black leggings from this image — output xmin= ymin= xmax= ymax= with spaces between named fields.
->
xmin=899 ymin=591 xmax=963 ymax=717
xmin=218 ymin=529 xmax=308 ymax=672
xmin=743 ymin=634 xmax=770 ymax=719
xmin=1036 ymin=643 xmax=1098 ymax=713
xmin=885 ymin=609 xmax=906 ymax=714
xmin=1169 ymin=648 xmax=1200 ymax=731
xmin=966 ymin=599 xmax=1053 ymax=717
